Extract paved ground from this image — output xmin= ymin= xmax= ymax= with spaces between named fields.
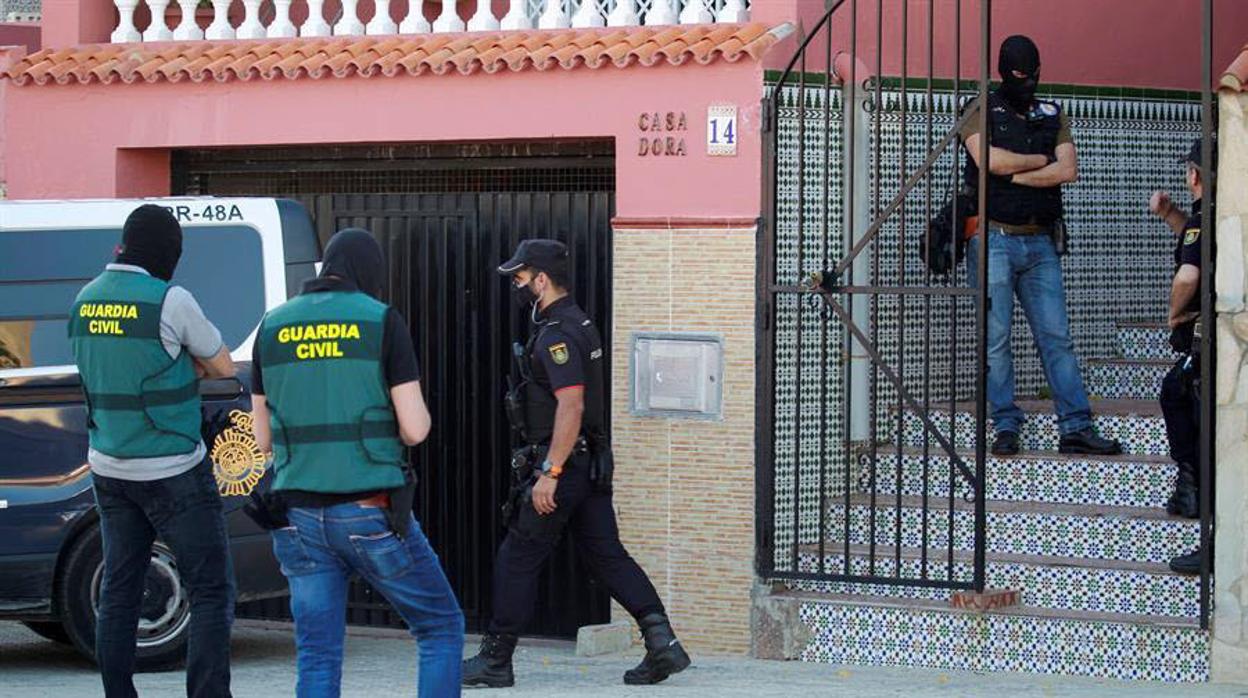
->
xmin=4 ymin=620 xmax=1248 ymax=697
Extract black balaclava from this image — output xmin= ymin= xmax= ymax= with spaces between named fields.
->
xmin=115 ymin=204 xmax=183 ymax=281
xmin=318 ymin=228 xmax=386 ymax=299
xmin=998 ymin=35 xmax=1041 ymax=112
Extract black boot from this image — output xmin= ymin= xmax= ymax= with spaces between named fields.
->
xmin=1058 ymin=427 xmax=1122 ymax=455
xmin=462 ymin=633 xmax=517 ymax=688
xmin=1169 ymin=548 xmax=1206 ymax=575
xmin=1165 ymin=463 xmax=1199 ymax=519
xmin=623 ymin=613 xmax=691 ymax=686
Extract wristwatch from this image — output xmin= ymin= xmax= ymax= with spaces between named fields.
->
xmin=540 ymin=458 xmax=563 ymax=479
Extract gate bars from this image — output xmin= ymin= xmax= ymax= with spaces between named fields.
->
xmin=758 ymin=0 xmax=991 ymax=592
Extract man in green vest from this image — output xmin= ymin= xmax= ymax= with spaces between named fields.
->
xmin=70 ymin=204 xmax=237 ymax=698
xmin=249 ymin=228 xmax=464 ymax=697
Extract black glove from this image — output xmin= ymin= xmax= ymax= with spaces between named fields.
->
xmin=243 ymin=490 xmax=289 ymax=531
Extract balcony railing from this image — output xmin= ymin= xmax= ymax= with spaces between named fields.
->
xmin=112 ymin=0 xmax=751 ymax=43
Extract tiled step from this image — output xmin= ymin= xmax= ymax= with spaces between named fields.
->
xmin=1086 ymin=357 xmax=1172 ymax=400
xmin=784 ymin=590 xmax=1208 ymax=682
xmin=1118 ymin=320 xmax=1179 ymax=360
xmin=858 ymin=449 xmax=1176 ymax=508
xmin=896 ymin=399 xmax=1168 ymax=456
xmin=824 ymin=496 xmax=1197 ymax=564
xmin=791 ymin=544 xmax=1199 ymax=619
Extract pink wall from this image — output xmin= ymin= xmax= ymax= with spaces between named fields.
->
xmin=1 ymin=60 xmax=765 ymax=219
xmin=0 ymin=23 xmax=40 ymax=53
xmin=763 ymin=0 xmax=1248 ymax=91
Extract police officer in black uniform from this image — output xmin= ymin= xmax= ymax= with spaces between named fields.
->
xmin=462 ymin=239 xmax=691 ymax=688
xmin=1150 ymin=138 xmax=1215 ymax=574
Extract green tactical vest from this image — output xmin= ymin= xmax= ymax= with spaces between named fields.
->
xmin=257 ymin=291 xmax=406 ymax=494
xmin=69 ymin=270 xmax=202 ymax=459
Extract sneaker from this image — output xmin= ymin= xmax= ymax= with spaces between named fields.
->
xmin=1058 ymin=427 xmax=1122 ymax=455
xmin=991 ymin=431 xmax=1020 ymax=457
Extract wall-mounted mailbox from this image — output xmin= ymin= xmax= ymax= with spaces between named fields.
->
xmin=630 ymin=333 xmax=723 ymax=419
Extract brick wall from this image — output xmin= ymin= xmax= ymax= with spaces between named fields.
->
xmin=610 ymin=221 xmax=757 ymax=654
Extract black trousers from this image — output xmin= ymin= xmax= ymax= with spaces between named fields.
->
xmin=488 ymin=453 xmax=665 ymax=636
xmin=1160 ymin=357 xmax=1200 ymax=476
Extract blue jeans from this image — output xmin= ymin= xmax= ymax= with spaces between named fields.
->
xmin=967 ymin=229 xmax=1092 ymax=435
xmin=92 ymin=458 xmax=235 ymax=698
xmin=272 ymin=503 xmax=464 ymax=698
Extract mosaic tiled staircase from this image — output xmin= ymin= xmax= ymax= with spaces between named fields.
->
xmin=1085 ymin=321 xmax=1179 ymax=400
xmin=772 ymin=322 xmax=1209 ymax=681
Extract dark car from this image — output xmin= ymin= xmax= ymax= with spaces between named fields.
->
xmin=0 ymin=197 xmax=320 ymax=669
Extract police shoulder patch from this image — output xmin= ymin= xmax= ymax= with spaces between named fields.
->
xmin=1184 ymin=227 xmax=1200 ymax=246
xmin=548 ymin=342 xmax=569 ymax=365
xmin=1038 ymin=101 xmax=1060 ymax=117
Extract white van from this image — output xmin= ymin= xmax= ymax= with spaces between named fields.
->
xmin=0 ymin=197 xmax=319 ymax=669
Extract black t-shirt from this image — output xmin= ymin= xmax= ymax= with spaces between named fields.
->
xmin=529 ymin=296 xmax=606 ymax=438
xmin=252 ymin=276 xmax=420 ymax=507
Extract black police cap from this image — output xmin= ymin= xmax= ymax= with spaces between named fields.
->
xmin=498 ymin=239 xmax=569 ymax=277
xmin=1182 ymin=136 xmax=1217 ymax=171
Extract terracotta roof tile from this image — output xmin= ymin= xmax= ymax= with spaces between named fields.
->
xmin=1222 ymin=44 xmax=1248 ymax=92
xmin=3 ymin=23 xmax=783 ymax=86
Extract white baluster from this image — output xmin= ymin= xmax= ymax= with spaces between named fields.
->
xmin=643 ymin=0 xmax=677 ymax=26
xmin=173 ymin=0 xmax=204 ymax=39
xmin=716 ymin=0 xmax=748 ymax=23
xmin=468 ymin=0 xmax=500 ymax=31
xmin=111 ymin=0 xmax=141 ymax=42
xmin=538 ymin=0 xmax=569 ymax=28
xmin=607 ymin=0 xmax=639 ymax=26
xmin=571 ymin=0 xmax=604 ymax=27
xmin=302 ymin=0 xmax=331 ymax=35
xmin=143 ymin=0 xmax=174 ymax=41
xmin=500 ymin=0 xmax=533 ymax=30
xmin=268 ymin=0 xmax=297 ymax=37
xmin=334 ymin=0 xmax=365 ymax=34
xmin=433 ymin=0 xmax=465 ymax=32
xmin=678 ymin=0 xmax=711 ymax=24
xmin=367 ymin=0 xmax=397 ymax=34
xmin=237 ymin=0 xmax=265 ymax=38
xmin=205 ymin=0 xmax=235 ymax=40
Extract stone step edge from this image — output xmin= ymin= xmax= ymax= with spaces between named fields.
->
xmin=773 ymin=589 xmax=1203 ymax=630
xmin=795 ymin=541 xmax=1190 ymax=578
xmin=833 ymin=493 xmax=1188 ymax=522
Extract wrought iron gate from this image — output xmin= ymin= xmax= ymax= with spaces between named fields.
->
xmin=758 ymin=0 xmax=992 ymax=592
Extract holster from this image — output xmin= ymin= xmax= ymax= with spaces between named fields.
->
xmin=589 ymin=439 xmax=614 ymax=494
xmin=385 ymin=468 xmax=417 ymax=539
xmin=243 ymin=489 xmax=289 ymax=531
xmin=501 ymin=445 xmax=539 ymax=525
xmin=1050 ymin=218 xmax=1068 ymax=256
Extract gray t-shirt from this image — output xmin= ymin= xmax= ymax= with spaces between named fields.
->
xmin=87 ymin=264 xmax=225 ymax=482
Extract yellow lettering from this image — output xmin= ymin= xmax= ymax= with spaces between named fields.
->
xmin=345 ymin=324 xmax=359 ymax=340
xmin=296 ymin=343 xmax=310 ymax=360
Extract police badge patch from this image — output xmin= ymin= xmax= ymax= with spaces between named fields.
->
xmin=549 ymin=342 xmax=569 ymax=365
xmin=210 ymin=409 xmax=267 ymax=497
xmin=1184 ymin=228 xmax=1200 ymax=246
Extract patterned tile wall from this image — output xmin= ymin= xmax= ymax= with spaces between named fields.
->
xmin=1119 ymin=324 xmax=1180 ymax=360
xmin=792 ymin=551 xmax=1199 ymax=618
xmin=1086 ymin=359 xmax=1172 ymax=400
xmin=798 ymin=601 xmax=1210 ymax=682
xmin=825 ymin=501 xmax=1198 ymax=563
xmin=896 ymin=407 xmax=1170 ymax=456
xmin=863 ymin=451 xmax=1176 ymax=508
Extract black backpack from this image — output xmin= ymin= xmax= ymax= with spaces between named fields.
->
xmin=921 ymin=185 xmax=977 ymax=276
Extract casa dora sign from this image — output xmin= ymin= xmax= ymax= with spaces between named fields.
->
xmin=638 ymin=111 xmax=688 ymax=157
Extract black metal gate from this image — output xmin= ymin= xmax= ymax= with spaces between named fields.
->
xmin=173 ymin=144 xmax=614 ymax=638
xmin=757 ymin=0 xmax=991 ymax=592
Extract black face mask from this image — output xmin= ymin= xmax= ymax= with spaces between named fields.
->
xmin=511 ymin=280 xmax=538 ymax=310
xmin=319 ymin=228 xmax=386 ymax=299
xmin=116 ymin=204 xmax=183 ymax=282
xmin=998 ymin=35 xmax=1041 ymax=112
